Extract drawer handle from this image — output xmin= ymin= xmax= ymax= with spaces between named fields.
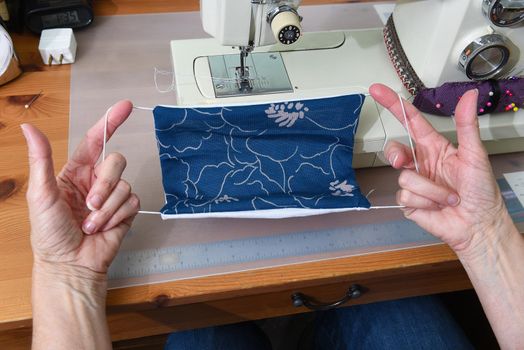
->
xmin=291 ymin=284 xmax=364 ymax=311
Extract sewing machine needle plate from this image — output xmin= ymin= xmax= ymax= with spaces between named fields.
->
xmin=208 ymin=52 xmax=293 ymax=98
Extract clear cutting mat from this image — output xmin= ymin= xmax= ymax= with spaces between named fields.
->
xmin=69 ymin=4 xmax=524 ymax=289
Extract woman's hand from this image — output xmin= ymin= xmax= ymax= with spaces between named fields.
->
xmin=370 ymin=84 xmax=509 ymax=256
xmin=23 ymin=100 xmax=140 ymax=274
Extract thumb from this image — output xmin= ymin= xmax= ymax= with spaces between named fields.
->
xmin=454 ymin=89 xmax=484 ymax=153
xmin=21 ymin=124 xmax=59 ymax=206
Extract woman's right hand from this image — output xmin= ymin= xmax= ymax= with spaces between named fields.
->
xmin=370 ymin=84 xmax=513 ymax=258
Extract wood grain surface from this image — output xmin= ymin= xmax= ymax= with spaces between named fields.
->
xmin=0 ymin=0 xmax=471 ymax=347
xmin=94 ymin=0 xmax=388 ymax=15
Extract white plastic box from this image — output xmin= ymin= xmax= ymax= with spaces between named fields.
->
xmin=38 ymin=28 xmax=77 ymax=65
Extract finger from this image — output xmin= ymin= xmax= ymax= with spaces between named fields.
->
xmin=103 ymin=215 xmax=136 ymax=254
xmin=396 ymin=189 xmax=440 ymax=210
xmin=398 ymin=170 xmax=460 ymax=207
xmin=21 ymin=124 xmax=59 ymax=208
xmin=100 ymin=193 xmax=140 ymax=232
xmin=369 ymin=83 xmax=445 ymax=144
xmin=384 ymin=140 xmax=415 ymax=169
xmin=86 ymin=152 xmax=127 ymax=210
xmin=454 ymin=89 xmax=484 ymax=152
xmin=70 ymin=100 xmax=133 ymax=167
xmin=83 ymin=179 xmax=131 ymax=234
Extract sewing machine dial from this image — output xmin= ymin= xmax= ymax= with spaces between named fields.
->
xmin=459 ymin=34 xmax=513 ymax=79
xmin=483 ymin=0 xmax=524 ymax=27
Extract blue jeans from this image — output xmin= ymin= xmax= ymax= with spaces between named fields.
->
xmin=165 ymin=295 xmax=473 ymax=350
xmin=165 ymin=321 xmax=272 ymax=350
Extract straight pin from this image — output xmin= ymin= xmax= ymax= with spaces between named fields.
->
xmin=24 ymin=90 xmax=43 ymax=109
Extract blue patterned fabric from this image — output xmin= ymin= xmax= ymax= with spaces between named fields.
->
xmin=153 ymin=94 xmax=371 ymax=216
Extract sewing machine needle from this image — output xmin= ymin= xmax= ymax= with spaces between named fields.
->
xmin=240 ymin=51 xmax=246 ymax=77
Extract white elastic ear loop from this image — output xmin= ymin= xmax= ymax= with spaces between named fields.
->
xmin=370 ymin=94 xmax=420 ymax=210
xmin=102 ymin=106 xmax=112 ymax=161
xmin=102 ymin=106 xmax=153 ymax=161
xmin=101 ymin=105 xmax=162 ymax=215
xmin=398 ymin=93 xmax=420 ymax=174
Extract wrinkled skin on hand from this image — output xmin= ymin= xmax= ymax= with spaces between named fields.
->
xmin=23 ymin=101 xmax=140 ymax=273
xmin=370 ymin=84 xmax=506 ymax=254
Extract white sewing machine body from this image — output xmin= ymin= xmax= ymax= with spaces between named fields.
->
xmin=170 ymin=0 xmax=524 ymax=168
xmin=394 ymin=0 xmax=524 ymax=87
xmin=201 ymin=0 xmax=302 ymax=48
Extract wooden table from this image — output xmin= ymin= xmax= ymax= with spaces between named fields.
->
xmin=0 ymin=1 xmax=471 ymax=348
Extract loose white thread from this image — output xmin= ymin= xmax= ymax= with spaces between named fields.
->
xmin=398 ymin=93 xmax=420 ymax=174
xmin=154 ymin=68 xmax=176 ymax=93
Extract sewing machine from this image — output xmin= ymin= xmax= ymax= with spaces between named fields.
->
xmin=170 ymin=0 xmax=524 ymax=168
xmin=392 ymin=0 xmax=524 ymax=92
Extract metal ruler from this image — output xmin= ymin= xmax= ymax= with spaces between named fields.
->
xmin=108 ymin=220 xmax=439 ymax=280
xmin=108 ymin=179 xmax=524 ymax=282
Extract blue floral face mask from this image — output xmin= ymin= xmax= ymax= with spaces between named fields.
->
xmin=153 ymin=94 xmax=371 ymax=219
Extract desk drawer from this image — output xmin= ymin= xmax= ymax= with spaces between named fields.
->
xmin=0 ymin=261 xmax=470 ymax=348
xmin=106 ymin=262 xmax=470 ymax=342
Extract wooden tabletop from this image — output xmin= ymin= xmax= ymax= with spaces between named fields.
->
xmin=0 ymin=0 xmax=470 ymax=344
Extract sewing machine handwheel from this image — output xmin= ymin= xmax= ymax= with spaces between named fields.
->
xmin=483 ymin=0 xmax=524 ymax=27
xmin=291 ymin=284 xmax=365 ymax=311
xmin=458 ymin=34 xmax=515 ymax=80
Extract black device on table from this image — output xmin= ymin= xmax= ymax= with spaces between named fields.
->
xmin=25 ymin=0 xmax=93 ymax=33
xmin=1 ymin=0 xmax=24 ymax=32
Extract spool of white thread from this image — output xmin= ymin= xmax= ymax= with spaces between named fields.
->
xmin=271 ymin=10 xmax=301 ymax=45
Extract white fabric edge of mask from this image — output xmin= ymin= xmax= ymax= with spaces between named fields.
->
xmin=160 ymin=207 xmax=370 ymax=220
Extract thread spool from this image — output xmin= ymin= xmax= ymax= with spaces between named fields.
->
xmin=270 ymin=10 xmax=301 ymax=45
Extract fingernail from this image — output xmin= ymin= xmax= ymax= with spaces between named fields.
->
xmin=20 ymin=124 xmax=31 ymax=143
xmin=87 ymin=195 xmax=103 ymax=210
xmin=389 ymin=153 xmax=398 ymax=167
xmin=447 ymin=194 xmax=460 ymax=206
xmin=83 ymin=221 xmax=96 ymax=234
